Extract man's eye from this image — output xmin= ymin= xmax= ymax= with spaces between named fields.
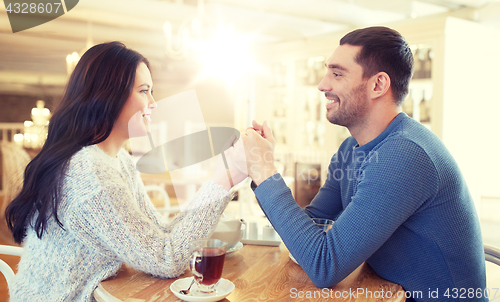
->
xmin=333 ymin=72 xmax=340 ymax=77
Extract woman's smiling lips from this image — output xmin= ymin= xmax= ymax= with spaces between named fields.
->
xmin=142 ymin=113 xmax=151 ymax=124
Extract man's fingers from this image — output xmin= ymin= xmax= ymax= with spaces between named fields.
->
xmin=262 ymin=121 xmax=275 ymax=143
xmin=252 ymin=120 xmax=263 ymax=130
xmin=245 ymin=127 xmax=262 ymax=139
xmin=252 ymin=120 xmax=264 ymax=136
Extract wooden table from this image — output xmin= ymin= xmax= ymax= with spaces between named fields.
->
xmin=96 ymin=244 xmax=406 ymax=302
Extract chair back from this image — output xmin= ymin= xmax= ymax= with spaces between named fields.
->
xmin=0 ymin=142 xmax=30 ymax=218
xmin=144 ymin=184 xmax=181 ymax=216
xmin=0 ymin=245 xmax=23 ymax=291
xmin=485 ymin=244 xmax=500 ymax=266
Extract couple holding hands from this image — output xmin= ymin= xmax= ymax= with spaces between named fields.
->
xmin=6 ymin=26 xmax=486 ymax=302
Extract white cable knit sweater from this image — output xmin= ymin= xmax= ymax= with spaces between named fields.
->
xmin=9 ymin=145 xmax=232 ymax=301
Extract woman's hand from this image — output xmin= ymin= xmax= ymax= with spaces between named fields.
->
xmin=211 ymin=135 xmax=249 ymax=191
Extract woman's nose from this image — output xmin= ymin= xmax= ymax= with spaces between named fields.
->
xmin=149 ymin=95 xmax=157 ymax=110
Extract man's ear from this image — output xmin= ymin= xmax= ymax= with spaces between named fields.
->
xmin=370 ymin=72 xmax=391 ymax=100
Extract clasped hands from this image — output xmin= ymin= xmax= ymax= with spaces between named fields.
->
xmin=211 ymin=120 xmax=278 ymax=191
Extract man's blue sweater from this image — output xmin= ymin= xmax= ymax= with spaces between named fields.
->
xmin=254 ymin=113 xmax=487 ymax=301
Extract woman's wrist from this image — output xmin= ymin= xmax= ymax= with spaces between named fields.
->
xmin=210 ymin=170 xmax=232 ymax=192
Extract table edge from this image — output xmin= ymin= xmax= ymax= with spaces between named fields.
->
xmin=94 ymin=284 xmax=123 ymax=302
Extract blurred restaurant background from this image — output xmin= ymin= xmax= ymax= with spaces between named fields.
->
xmin=1 ymin=0 xmax=500 ymax=255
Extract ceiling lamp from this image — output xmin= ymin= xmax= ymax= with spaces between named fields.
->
xmin=163 ymin=0 xmax=216 ymax=60
xmin=410 ymin=1 xmax=449 ymax=18
xmin=66 ymin=22 xmax=94 ymax=74
xmin=66 ymin=51 xmax=80 ymax=75
xmin=16 ymin=100 xmax=51 ymax=149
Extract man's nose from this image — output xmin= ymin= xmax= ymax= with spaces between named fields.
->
xmin=318 ymin=74 xmax=331 ymax=92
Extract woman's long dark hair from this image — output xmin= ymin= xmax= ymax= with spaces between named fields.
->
xmin=6 ymin=41 xmax=149 ymax=244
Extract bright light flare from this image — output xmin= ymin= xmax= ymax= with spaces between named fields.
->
xmin=13 ymin=133 xmax=24 ymax=142
xmin=197 ymin=24 xmax=260 ymax=87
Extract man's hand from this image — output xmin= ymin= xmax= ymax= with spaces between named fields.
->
xmin=241 ymin=120 xmax=278 ymax=186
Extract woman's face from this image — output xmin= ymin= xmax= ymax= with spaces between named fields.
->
xmin=116 ymin=62 xmax=156 ymax=139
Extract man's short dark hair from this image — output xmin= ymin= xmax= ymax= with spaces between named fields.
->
xmin=340 ymin=26 xmax=413 ymax=105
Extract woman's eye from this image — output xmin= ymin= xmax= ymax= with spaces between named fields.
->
xmin=141 ymin=90 xmax=148 ymax=94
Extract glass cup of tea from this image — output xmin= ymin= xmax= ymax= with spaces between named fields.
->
xmin=189 ymin=238 xmax=228 ymax=294
xmin=312 ymin=218 xmax=334 ymax=231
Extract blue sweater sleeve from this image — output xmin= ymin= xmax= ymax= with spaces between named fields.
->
xmin=254 ymin=139 xmax=439 ymax=288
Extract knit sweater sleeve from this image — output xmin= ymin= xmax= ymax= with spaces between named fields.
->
xmin=254 ymin=139 xmax=438 ymax=288
xmin=66 ymin=179 xmax=232 ymax=278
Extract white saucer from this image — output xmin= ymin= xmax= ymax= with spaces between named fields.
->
xmin=226 ymin=242 xmax=243 ymax=255
xmin=170 ymin=277 xmax=234 ymax=302
xmin=289 ymin=252 xmax=299 ymax=264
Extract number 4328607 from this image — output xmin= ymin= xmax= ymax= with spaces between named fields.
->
xmin=443 ymin=288 xmax=498 ymax=299
xmin=5 ymin=3 xmax=62 ymax=14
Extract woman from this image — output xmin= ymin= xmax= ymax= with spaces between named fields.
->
xmin=5 ymin=41 xmax=246 ymax=301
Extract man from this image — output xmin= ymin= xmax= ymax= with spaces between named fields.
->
xmin=241 ymin=26 xmax=486 ymax=302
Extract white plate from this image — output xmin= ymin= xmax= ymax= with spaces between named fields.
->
xmin=241 ymin=237 xmax=281 ymax=246
xmin=226 ymin=241 xmax=243 ymax=255
xmin=170 ymin=277 xmax=234 ymax=302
